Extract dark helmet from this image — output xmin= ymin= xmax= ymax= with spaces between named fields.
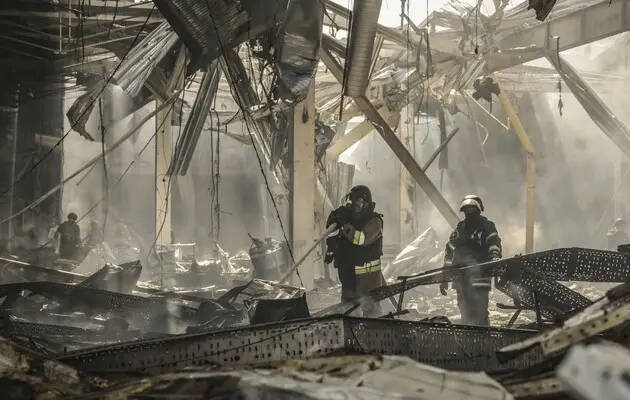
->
xmin=614 ymin=218 xmax=626 ymax=228
xmin=68 ymin=212 xmax=78 ymax=222
xmin=347 ymin=185 xmax=372 ymax=203
xmin=459 ymin=194 xmax=483 ymax=213
xmin=345 ymin=185 xmax=373 ymax=215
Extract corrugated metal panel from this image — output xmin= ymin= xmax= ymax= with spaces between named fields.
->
xmin=275 ymin=0 xmax=324 ymax=103
xmin=168 ymin=61 xmax=222 ymax=176
xmin=113 ymin=21 xmax=179 ymax=97
xmin=153 ymin=0 xmax=249 ymax=72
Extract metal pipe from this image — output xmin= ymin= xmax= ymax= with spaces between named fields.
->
xmin=493 ymin=74 xmax=536 ymax=253
xmin=421 ymin=128 xmax=460 ymax=171
xmin=343 ymin=0 xmax=382 ymax=97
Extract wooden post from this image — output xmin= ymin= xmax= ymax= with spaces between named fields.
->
xmin=289 ymin=83 xmax=316 ymax=290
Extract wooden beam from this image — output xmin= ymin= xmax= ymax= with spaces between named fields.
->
xmin=493 ymin=75 xmax=536 ymax=253
xmin=320 ymin=46 xmax=459 ymax=228
xmin=289 ymin=82 xmax=316 ymax=290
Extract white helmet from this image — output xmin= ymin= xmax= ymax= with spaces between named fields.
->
xmin=459 ymin=194 xmax=484 ymax=213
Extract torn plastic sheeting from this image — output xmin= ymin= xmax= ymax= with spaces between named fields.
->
xmin=382 ymin=227 xmax=443 ymax=279
xmin=275 ymin=0 xmax=324 ymax=103
xmin=65 ymin=84 xmax=103 ymax=141
xmin=113 ymin=21 xmax=180 ymax=98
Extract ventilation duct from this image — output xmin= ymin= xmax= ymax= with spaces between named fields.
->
xmin=168 ymin=61 xmax=221 ymax=176
xmin=275 ymin=0 xmax=324 ymax=103
xmin=343 ymin=0 xmax=382 ymax=97
xmin=113 ymin=21 xmax=179 ymax=97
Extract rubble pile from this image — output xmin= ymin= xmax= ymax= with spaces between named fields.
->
xmin=0 ymin=238 xmax=629 ymax=399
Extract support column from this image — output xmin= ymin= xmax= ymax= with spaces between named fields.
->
xmin=0 ymin=83 xmax=19 ymax=246
xmin=494 ymin=75 xmax=536 ymax=253
xmin=289 ymin=83 xmax=316 ymax=290
xmin=398 ymin=104 xmax=416 ymax=247
xmin=155 ymin=104 xmax=173 ymax=246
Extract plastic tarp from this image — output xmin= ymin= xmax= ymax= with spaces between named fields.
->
xmin=382 ymin=227 xmax=443 ymax=279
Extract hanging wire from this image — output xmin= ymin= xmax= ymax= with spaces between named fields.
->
xmin=0 ymin=6 xmax=157 ymax=205
xmin=203 ymin=0 xmax=303 ymax=286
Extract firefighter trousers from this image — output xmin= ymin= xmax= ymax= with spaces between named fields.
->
xmin=456 ymin=285 xmax=490 ymax=326
xmin=340 ymin=269 xmax=383 ymax=318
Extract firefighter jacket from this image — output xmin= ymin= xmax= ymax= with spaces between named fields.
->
xmin=56 ymin=220 xmax=81 ymax=259
xmin=444 ymin=215 xmax=502 ymax=290
xmin=607 ymin=227 xmax=629 ymax=251
xmin=331 ymin=211 xmax=383 ymax=279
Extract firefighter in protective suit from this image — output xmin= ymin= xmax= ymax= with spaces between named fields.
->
xmin=439 ymin=195 xmax=502 ymax=326
xmin=325 ymin=185 xmax=384 ymax=317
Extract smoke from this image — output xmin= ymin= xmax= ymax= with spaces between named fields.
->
xmin=340 ymin=37 xmax=630 ymax=261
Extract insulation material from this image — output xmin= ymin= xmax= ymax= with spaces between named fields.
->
xmin=66 ymin=84 xmax=102 ymax=141
xmin=382 ymin=227 xmax=443 ymax=279
xmin=113 ymin=21 xmax=179 ymax=97
xmin=275 ymin=0 xmax=325 ymax=103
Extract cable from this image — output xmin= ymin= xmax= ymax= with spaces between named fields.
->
xmin=1 ymin=79 xmax=187 ymax=269
xmin=98 ymin=97 xmax=109 ymax=236
xmin=204 ymin=1 xmax=302 ymax=286
xmin=105 ymin=0 xmax=119 ymax=39
xmin=145 ymin=60 xmax=192 ymax=287
xmin=0 ymin=5 xmax=156 ymax=205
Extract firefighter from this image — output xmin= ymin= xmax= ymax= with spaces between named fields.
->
xmin=325 ymin=185 xmax=384 ymax=317
xmin=439 ymin=195 xmax=502 ymax=326
xmin=607 ymin=218 xmax=629 ymax=251
xmin=55 ymin=212 xmax=81 ymax=260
